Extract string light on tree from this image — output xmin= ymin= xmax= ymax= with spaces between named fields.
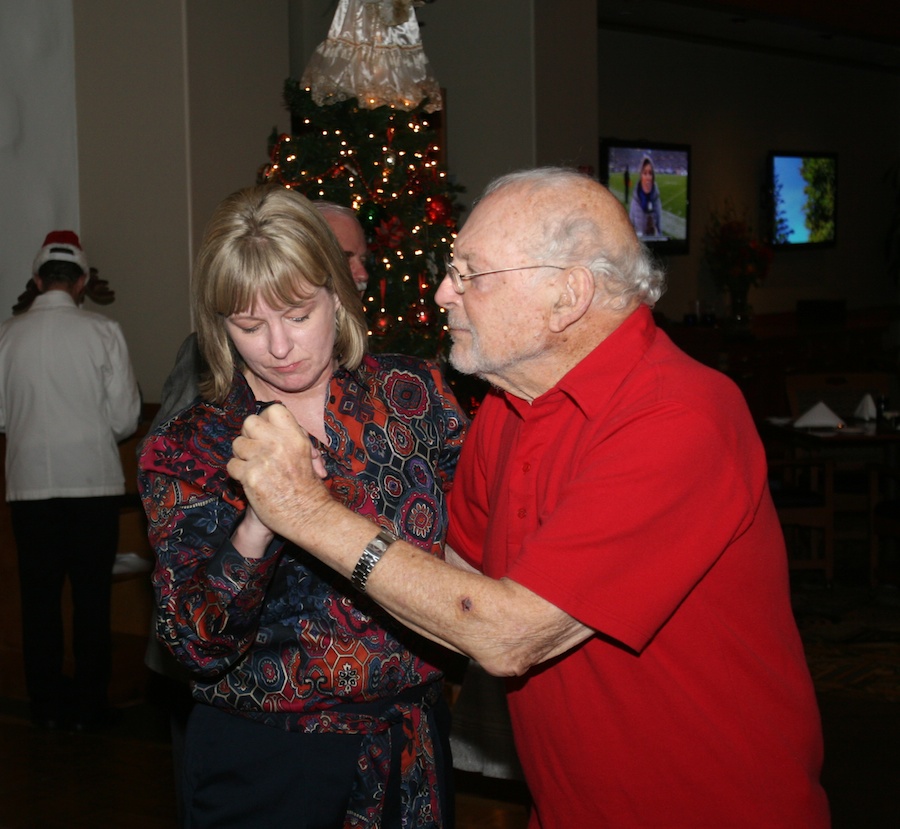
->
xmin=261 ymin=83 xmax=464 ymax=357
xmin=256 ymin=0 xmax=466 ymax=359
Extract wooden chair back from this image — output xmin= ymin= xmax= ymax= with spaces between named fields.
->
xmin=869 ymin=463 xmax=900 ymax=587
xmin=769 ymin=458 xmax=836 ymax=583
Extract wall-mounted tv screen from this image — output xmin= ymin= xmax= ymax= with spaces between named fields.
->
xmin=767 ymin=151 xmax=837 ymax=248
xmin=600 ymin=138 xmax=691 ymax=255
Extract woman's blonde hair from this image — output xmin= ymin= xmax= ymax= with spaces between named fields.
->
xmin=192 ymin=185 xmax=368 ymax=403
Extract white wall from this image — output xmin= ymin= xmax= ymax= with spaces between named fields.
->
xmin=1 ymin=1 xmax=290 ymax=403
xmin=0 ymin=0 xmax=81 ymax=320
xmin=73 ymin=1 xmax=192 ymax=404
xmin=415 ymin=0 xmax=597 ymax=207
xmin=535 ymin=0 xmax=599 ymax=172
xmin=72 ymin=0 xmax=290 ymax=401
xmin=184 ymin=0 xmax=292 ymax=259
xmin=414 ymin=0 xmax=538 ymax=209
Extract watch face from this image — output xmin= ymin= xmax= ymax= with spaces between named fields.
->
xmin=353 ymin=530 xmax=397 ymax=590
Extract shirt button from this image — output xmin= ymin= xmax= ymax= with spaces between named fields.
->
xmin=522 ymin=462 xmax=531 ymax=473
xmin=517 ymin=508 xmax=527 ymax=519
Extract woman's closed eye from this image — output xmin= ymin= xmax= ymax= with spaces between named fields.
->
xmin=230 ymin=308 xmax=311 ymax=333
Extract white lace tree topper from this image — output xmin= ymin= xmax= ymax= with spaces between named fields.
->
xmin=300 ymin=0 xmax=442 ymax=112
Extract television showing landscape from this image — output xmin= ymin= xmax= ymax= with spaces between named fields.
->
xmin=600 ymin=138 xmax=691 ymax=255
xmin=767 ymin=151 xmax=837 ymax=248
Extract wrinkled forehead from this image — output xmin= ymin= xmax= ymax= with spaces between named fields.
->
xmin=454 ymin=189 xmax=535 ymax=264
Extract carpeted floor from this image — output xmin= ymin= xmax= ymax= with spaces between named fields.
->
xmin=794 ymin=585 xmax=900 ymax=702
xmin=1 ymin=583 xmax=896 ymax=827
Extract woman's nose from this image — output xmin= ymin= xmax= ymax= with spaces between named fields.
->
xmin=267 ymin=322 xmax=292 ymax=358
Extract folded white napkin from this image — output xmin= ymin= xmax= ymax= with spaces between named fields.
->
xmin=794 ymin=400 xmax=845 ymax=429
xmin=113 ymin=551 xmax=152 ymax=575
xmin=854 ymin=393 xmax=877 ymax=421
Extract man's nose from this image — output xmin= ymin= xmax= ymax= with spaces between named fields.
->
xmin=352 ymin=258 xmax=369 ymax=280
xmin=434 ymin=271 xmax=457 ymax=307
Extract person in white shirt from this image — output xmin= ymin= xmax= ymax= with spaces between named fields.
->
xmin=0 ymin=231 xmax=141 ymax=731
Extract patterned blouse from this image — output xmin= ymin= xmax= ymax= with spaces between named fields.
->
xmin=138 ymin=352 xmax=468 ymax=827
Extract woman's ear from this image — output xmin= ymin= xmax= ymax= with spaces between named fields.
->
xmin=549 ymin=266 xmax=595 ymax=333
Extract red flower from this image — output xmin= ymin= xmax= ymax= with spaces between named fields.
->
xmin=703 ymin=207 xmax=773 ymax=293
xmin=372 ymin=215 xmax=406 ymax=254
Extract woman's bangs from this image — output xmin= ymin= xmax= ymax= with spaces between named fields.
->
xmin=211 ymin=246 xmax=294 ymax=313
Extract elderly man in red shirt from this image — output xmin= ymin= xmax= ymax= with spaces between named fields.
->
xmin=228 ymin=167 xmax=830 ymax=828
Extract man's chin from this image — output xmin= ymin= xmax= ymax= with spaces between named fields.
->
xmin=447 ymin=346 xmax=476 ymax=377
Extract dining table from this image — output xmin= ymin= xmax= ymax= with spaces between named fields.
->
xmin=760 ymin=414 xmax=899 ymax=587
xmin=760 ymin=415 xmax=900 ymax=456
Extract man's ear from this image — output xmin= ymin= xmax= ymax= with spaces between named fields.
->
xmin=549 ymin=266 xmax=595 ymax=333
xmin=74 ymin=272 xmax=89 ymax=302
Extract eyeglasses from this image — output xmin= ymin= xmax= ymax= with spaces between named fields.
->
xmin=444 ymin=259 xmax=565 ymax=294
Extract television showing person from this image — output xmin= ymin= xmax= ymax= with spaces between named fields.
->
xmin=629 ymin=155 xmax=663 ymax=238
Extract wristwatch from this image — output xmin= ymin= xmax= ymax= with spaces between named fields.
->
xmin=351 ymin=529 xmax=397 ymax=592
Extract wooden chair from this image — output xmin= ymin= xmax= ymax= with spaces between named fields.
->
xmin=785 ymin=372 xmax=896 ymax=562
xmin=769 ymin=458 xmax=835 ymax=583
xmin=869 ymin=463 xmax=900 ymax=588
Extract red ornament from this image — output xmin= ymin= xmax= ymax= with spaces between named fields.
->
xmin=370 ymin=277 xmax=393 ymax=336
xmin=408 ymin=298 xmax=435 ymax=328
xmin=425 ymin=195 xmax=453 ymax=225
xmin=371 ymin=311 xmax=393 ymax=336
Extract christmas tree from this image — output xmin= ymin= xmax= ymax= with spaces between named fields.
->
xmin=259 ymin=82 xmax=464 ymax=359
xmin=256 ymin=0 xmax=487 ymax=412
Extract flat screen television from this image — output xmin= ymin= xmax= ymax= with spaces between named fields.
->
xmin=766 ymin=151 xmax=837 ymax=248
xmin=600 ymin=138 xmax=691 ymax=255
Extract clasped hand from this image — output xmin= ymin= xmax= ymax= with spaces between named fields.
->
xmin=227 ymin=404 xmax=329 ymax=543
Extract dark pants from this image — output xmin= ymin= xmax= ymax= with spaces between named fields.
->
xmin=11 ymin=496 xmax=120 ymax=721
xmin=183 ymin=696 xmax=455 ymax=829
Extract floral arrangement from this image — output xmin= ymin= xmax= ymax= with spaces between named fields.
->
xmin=702 ymin=205 xmax=773 ymax=295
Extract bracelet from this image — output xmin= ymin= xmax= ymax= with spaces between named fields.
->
xmin=351 ymin=529 xmax=397 ymax=592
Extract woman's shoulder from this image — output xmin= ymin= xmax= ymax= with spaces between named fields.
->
xmin=139 ymin=397 xmax=238 ymax=477
xmin=361 ymin=351 xmax=439 ymax=373
xmin=345 ymin=353 xmax=457 ymax=411
xmin=353 ymin=352 xmax=446 ymax=386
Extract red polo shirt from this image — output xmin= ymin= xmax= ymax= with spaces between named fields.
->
xmin=448 ymin=305 xmax=829 ymax=828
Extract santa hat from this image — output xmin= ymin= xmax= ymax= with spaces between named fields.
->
xmin=32 ymin=230 xmax=89 ymax=275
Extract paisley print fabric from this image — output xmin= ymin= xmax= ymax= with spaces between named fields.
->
xmin=138 ymin=353 xmax=467 ymax=828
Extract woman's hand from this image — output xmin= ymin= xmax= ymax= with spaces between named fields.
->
xmin=228 ymin=404 xmax=333 ymax=546
xmin=230 ymin=504 xmax=274 ymax=560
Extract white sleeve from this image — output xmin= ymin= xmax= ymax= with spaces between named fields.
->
xmin=104 ymin=323 xmax=142 ymax=442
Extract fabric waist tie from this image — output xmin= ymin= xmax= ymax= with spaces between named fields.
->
xmin=230 ymin=681 xmax=445 ymax=828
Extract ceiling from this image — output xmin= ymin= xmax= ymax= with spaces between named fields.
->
xmin=596 ymin=0 xmax=900 ymax=74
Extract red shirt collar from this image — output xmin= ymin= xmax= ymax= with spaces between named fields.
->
xmin=506 ymin=304 xmax=657 ymax=419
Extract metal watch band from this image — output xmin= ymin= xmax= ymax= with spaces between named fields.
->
xmin=351 ymin=529 xmax=397 ymax=592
